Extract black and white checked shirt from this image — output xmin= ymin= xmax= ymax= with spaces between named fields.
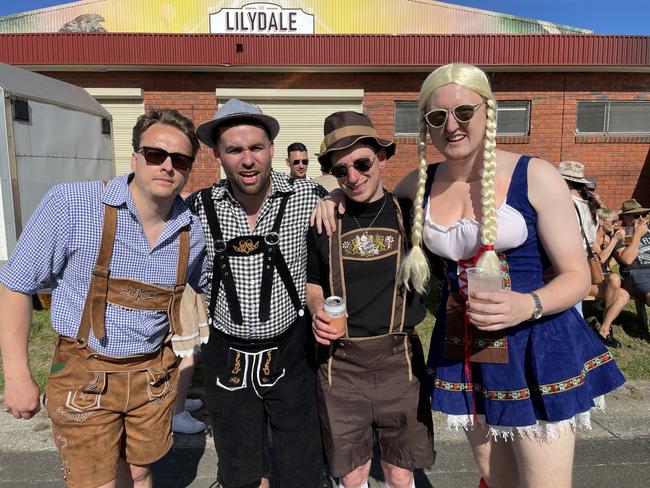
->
xmin=189 ymin=171 xmax=326 ymax=339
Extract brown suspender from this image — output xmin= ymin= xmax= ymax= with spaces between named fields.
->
xmin=327 ymin=193 xmax=408 ymax=336
xmin=76 ymin=204 xmax=190 ymax=348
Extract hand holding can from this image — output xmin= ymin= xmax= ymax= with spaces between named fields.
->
xmin=323 ymin=296 xmax=347 ymax=339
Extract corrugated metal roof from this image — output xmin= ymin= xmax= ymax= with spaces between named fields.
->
xmin=0 ymin=33 xmax=647 ymax=69
xmin=0 ymin=0 xmax=591 ymax=35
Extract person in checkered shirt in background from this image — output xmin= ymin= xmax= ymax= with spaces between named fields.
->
xmin=189 ymin=99 xmax=327 ymax=488
xmin=0 ymin=108 xmax=206 ymax=488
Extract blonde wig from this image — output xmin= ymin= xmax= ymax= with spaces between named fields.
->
xmin=400 ymin=63 xmax=500 ymax=293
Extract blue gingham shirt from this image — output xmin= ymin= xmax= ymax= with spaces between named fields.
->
xmin=0 ymin=175 xmax=206 ymax=357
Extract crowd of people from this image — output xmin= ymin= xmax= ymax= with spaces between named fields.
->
xmin=558 ymin=160 xmax=649 ymax=348
xmin=1 ymin=62 xmax=646 ymax=488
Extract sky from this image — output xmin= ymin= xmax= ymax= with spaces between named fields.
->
xmin=0 ymin=0 xmax=647 ymax=35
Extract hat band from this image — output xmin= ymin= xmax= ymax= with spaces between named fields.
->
xmin=323 ymin=125 xmax=380 ymax=149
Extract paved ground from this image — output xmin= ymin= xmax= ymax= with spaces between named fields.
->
xmin=1 ymin=381 xmax=649 ymax=487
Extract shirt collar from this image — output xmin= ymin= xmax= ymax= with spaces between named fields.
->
xmin=102 ymin=173 xmax=192 ymax=233
xmin=213 ymin=170 xmax=295 ymax=202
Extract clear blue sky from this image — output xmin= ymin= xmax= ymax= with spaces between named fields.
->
xmin=0 ymin=0 xmax=648 ymax=35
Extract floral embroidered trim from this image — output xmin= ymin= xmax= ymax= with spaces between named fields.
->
xmin=444 ymin=335 xmax=508 ymax=348
xmin=435 ymin=378 xmax=530 ymax=400
xmin=435 ymin=351 xmax=615 ymax=401
xmin=537 ymin=351 xmax=614 ymax=395
xmin=498 ymin=252 xmax=512 ymax=290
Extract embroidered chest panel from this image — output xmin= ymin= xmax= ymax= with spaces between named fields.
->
xmin=341 ymin=227 xmax=399 ymax=260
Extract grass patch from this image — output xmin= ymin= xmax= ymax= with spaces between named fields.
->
xmin=0 ymin=310 xmax=55 ymax=393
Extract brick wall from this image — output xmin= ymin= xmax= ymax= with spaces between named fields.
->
xmin=45 ymin=70 xmax=650 ymax=209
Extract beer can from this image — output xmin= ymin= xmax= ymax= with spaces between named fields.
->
xmin=323 ymin=296 xmax=346 ymax=318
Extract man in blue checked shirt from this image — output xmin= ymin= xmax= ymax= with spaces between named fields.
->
xmin=0 ymin=109 xmax=206 ymax=488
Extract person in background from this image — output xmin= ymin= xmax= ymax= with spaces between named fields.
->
xmin=614 ymin=199 xmax=650 ymax=307
xmin=559 ymin=161 xmax=600 ymax=317
xmin=0 ymin=109 xmax=206 ymax=487
xmin=286 ymin=142 xmax=310 ymax=180
xmin=590 ymin=208 xmax=629 ymax=348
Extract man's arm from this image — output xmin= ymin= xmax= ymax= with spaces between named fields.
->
xmin=615 ymin=221 xmax=648 ymax=265
xmin=0 ymin=285 xmax=41 ymax=419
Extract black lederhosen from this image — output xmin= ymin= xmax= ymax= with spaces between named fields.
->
xmin=199 ymin=189 xmax=323 ymax=488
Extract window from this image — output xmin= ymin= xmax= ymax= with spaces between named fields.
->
xmin=393 ymin=100 xmax=531 ymax=136
xmin=496 ymin=101 xmax=530 ymax=136
xmin=576 ymin=101 xmax=650 ymax=135
xmin=394 ymin=101 xmax=419 ymax=135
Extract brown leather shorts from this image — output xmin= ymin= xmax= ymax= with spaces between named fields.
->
xmin=316 ymin=332 xmax=435 ymax=478
xmin=44 ymin=336 xmax=179 ymax=488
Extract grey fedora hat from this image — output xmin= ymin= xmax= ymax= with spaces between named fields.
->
xmin=197 ymin=98 xmax=280 ymax=148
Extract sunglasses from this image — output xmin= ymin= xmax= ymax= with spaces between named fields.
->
xmin=137 ymin=146 xmax=194 ymax=171
xmin=424 ymin=102 xmax=485 ymax=128
xmin=330 ymin=154 xmax=376 ymax=179
xmin=291 ymin=159 xmax=309 ymax=166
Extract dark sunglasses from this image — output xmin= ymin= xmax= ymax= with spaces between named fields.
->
xmin=291 ymin=159 xmax=309 ymax=165
xmin=424 ymin=102 xmax=485 ymax=128
xmin=137 ymin=146 xmax=194 ymax=171
xmin=330 ymin=155 xmax=376 ymax=179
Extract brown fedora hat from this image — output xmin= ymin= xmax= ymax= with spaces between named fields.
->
xmin=316 ymin=111 xmax=395 ymax=171
xmin=619 ymin=198 xmax=650 ymax=216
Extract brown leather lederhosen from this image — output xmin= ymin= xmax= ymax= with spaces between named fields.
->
xmin=315 ymin=194 xmax=435 ymax=477
xmin=44 ymin=204 xmax=192 ymax=486
xmin=324 ymin=193 xmax=411 ymax=386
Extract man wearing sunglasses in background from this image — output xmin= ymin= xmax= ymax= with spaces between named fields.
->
xmin=614 ymin=199 xmax=650 ymax=307
xmin=189 ymin=98 xmax=326 ymax=488
xmin=286 ymin=141 xmax=310 ymax=180
xmin=306 ymin=111 xmax=435 ymax=488
xmin=0 ymin=109 xmax=206 ymax=488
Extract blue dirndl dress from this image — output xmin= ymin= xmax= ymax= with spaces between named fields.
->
xmin=426 ymin=156 xmax=625 ymax=437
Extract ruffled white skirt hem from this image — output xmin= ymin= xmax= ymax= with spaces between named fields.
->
xmin=445 ymin=395 xmax=606 ymax=441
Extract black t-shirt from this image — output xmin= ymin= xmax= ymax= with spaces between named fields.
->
xmin=616 ymin=230 xmax=650 ymax=275
xmin=307 ymin=193 xmax=426 ymax=337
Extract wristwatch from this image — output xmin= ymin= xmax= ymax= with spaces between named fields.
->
xmin=528 ymin=292 xmax=543 ymax=320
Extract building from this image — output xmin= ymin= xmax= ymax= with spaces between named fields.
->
xmin=0 ymin=0 xmax=648 ymax=207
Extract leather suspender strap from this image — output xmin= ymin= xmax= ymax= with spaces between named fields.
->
xmin=390 ymin=194 xmax=408 ymax=333
xmin=167 ymin=226 xmax=190 ymax=335
xmin=201 ymin=188 xmax=243 ymax=325
xmin=259 ymin=193 xmax=302 ymax=321
xmin=328 ymin=214 xmax=346 ymax=300
xmin=77 ymin=204 xmax=118 ymax=346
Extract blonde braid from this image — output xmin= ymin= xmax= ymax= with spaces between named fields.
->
xmin=475 ymin=97 xmax=501 ymax=272
xmin=399 ymin=109 xmax=431 ymax=293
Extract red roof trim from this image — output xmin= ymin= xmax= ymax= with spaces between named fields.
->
xmin=0 ymin=33 xmax=648 ymax=68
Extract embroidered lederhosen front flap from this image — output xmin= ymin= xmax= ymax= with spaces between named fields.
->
xmin=340 ymin=227 xmax=398 ymax=260
xmin=443 ymin=292 xmax=508 ymax=364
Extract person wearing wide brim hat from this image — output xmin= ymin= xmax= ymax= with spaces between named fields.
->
xmin=619 ymin=198 xmax=650 ymax=217
xmin=307 ymin=111 xmax=434 ymax=487
xmin=316 ymin=111 xmax=396 ymax=174
xmin=558 ymin=160 xmax=591 ymax=185
xmin=615 ymin=198 xmax=650 ymax=307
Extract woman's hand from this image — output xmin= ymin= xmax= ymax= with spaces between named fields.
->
xmin=309 ymin=190 xmax=346 ymax=236
xmin=466 ymin=291 xmax=535 ymax=331
xmin=612 ymin=228 xmax=625 ymax=241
